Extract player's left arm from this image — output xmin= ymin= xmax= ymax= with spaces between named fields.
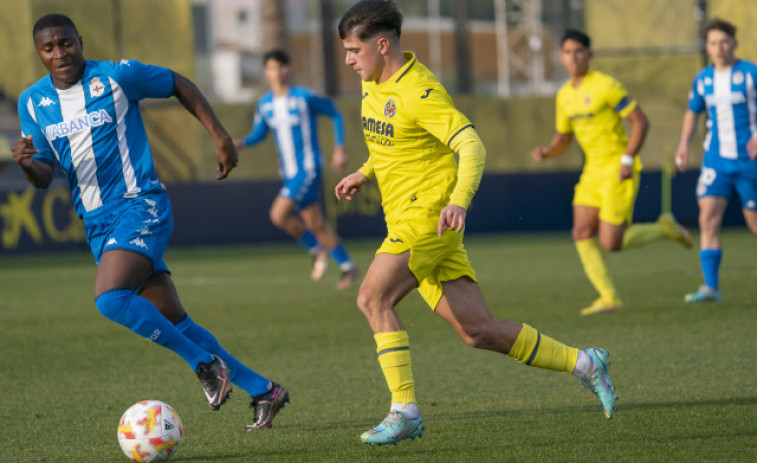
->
xmin=172 ymin=72 xmax=237 ymax=180
xmin=309 ymin=93 xmax=347 ymax=173
xmin=439 ymin=127 xmax=486 ymax=237
xmin=620 ymin=105 xmax=649 ymax=180
xmin=608 ymin=77 xmax=648 ymax=181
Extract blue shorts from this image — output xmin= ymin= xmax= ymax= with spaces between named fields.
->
xmin=84 ymin=193 xmax=173 ymax=274
xmin=696 ymin=158 xmax=757 ymax=210
xmin=279 ymin=171 xmax=321 ymax=208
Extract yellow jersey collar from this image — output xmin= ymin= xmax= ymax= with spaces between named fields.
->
xmin=380 ymin=51 xmax=417 ymax=85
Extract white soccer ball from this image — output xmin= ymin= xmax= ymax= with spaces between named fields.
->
xmin=117 ymin=400 xmax=183 ymax=462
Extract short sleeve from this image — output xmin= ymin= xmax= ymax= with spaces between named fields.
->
xmin=688 ymin=76 xmax=706 ymax=113
xmin=555 ymin=95 xmax=572 ymax=134
xmin=111 ymin=59 xmax=175 ymax=100
xmin=18 ymin=93 xmax=56 ymax=164
xmin=407 ymin=84 xmax=472 ymax=147
xmin=604 ymin=77 xmax=637 ymax=118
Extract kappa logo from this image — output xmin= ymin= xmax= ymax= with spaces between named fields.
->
xmin=130 ymin=237 xmax=148 ymax=249
xmin=106 ymin=238 xmax=118 ymax=246
xmin=144 ymin=198 xmax=156 ymax=207
xmin=137 ymin=226 xmax=151 ymax=235
xmin=747 ymin=200 xmax=756 ymax=210
xmin=146 ymin=207 xmax=159 ymax=218
xmin=119 ymin=59 xmax=131 ymax=66
xmin=38 ymin=97 xmax=56 ymax=107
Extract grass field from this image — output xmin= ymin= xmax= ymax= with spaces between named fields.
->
xmin=1 ymin=231 xmax=756 ymax=462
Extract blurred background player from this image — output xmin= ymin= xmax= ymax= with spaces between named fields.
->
xmin=234 ymin=49 xmax=358 ymax=289
xmin=13 ymin=13 xmax=288 ymax=430
xmin=335 ymin=0 xmax=617 ymax=446
xmin=675 ymin=18 xmax=757 ymax=303
xmin=532 ymin=29 xmax=693 ymax=316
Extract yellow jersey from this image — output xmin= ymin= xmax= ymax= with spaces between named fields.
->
xmin=358 ymin=52 xmax=474 ymax=225
xmin=555 ymin=69 xmax=637 ymax=170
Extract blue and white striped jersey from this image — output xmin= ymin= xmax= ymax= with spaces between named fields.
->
xmin=18 ymin=59 xmax=174 ymax=218
xmin=688 ymin=59 xmax=757 ymax=164
xmin=241 ymin=86 xmax=344 ymax=180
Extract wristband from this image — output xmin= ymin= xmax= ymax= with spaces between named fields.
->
xmin=620 ymin=154 xmax=635 ymax=167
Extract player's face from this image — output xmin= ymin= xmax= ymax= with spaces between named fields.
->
xmin=342 ymin=32 xmax=383 ymax=82
xmin=705 ymin=29 xmax=736 ymax=68
xmin=560 ymin=39 xmax=591 ymax=78
xmin=264 ymin=59 xmax=290 ymax=89
xmin=34 ymin=25 xmax=85 ymax=89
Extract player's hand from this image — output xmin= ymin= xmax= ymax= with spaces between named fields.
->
xmin=674 ymin=146 xmax=689 ymax=173
xmin=11 ymin=135 xmax=39 ymax=168
xmin=232 ymin=139 xmax=245 ymax=150
xmin=216 ymin=137 xmax=238 ymax=180
xmin=331 ymin=146 xmax=347 ymax=174
xmin=531 ymin=146 xmax=548 ymax=163
xmin=748 ymin=137 xmax=757 ymax=160
xmin=438 ymin=204 xmax=466 ymax=237
xmin=335 ymin=171 xmax=368 ymax=200
xmin=619 ymin=164 xmax=633 ymax=182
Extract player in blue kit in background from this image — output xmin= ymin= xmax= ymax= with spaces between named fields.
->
xmin=234 ymin=49 xmax=359 ymax=290
xmin=675 ymin=18 xmax=757 ymax=303
xmin=12 ymin=14 xmax=289 ymax=430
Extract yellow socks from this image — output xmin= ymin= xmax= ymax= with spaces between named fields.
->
xmin=508 ymin=323 xmax=579 ymax=373
xmin=622 ymin=223 xmax=664 ymax=250
xmin=575 ymin=238 xmax=618 ymax=302
xmin=374 ymin=331 xmax=416 ymax=405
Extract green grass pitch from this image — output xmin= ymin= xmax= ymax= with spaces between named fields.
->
xmin=1 ymin=231 xmax=755 ymax=462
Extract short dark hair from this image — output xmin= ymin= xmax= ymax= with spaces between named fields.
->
xmin=263 ymin=49 xmax=290 ymax=66
xmin=702 ymin=18 xmax=736 ymax=40
xmin=561 ymin=29 xmax=591 ymax=49
xmin=338 ymin=0 xmax=402 ymax=41
xmin=33 ymin=13 xmax=79 ymax=38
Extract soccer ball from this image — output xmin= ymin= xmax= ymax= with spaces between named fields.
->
xmin=117 ymin=400 xmax=183 ymax=462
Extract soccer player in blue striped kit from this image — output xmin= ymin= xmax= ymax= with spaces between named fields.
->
xmin=12 ymin=14 xmax=289 ymax=430
xmin=235 ymin=49 xmax=359 ymax=289
xmin=675 ymin=18 xmax=757 ymax=303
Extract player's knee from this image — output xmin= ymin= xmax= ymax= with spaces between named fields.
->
xmin=459 ymin=325 xmax=492 ymax=349
xmin=95 ymin=288 xmax=133 ymax=322
xmin=572 ymin=227 xmax=593 ymax=241
xmin=269 ymin=209 xmax=285 ymax=228
xmin=600 ymin=238 xmax=622 ymax=252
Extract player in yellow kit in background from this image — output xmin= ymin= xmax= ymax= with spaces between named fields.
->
xmin=335 ymin=0 xmax=618 ymax=446
xmin=532 ymin=29 xmax=693 ymax=316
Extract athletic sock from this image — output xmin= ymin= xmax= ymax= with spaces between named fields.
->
xmin=622 ymin=223 xmax=665 ymax=250
xmin=575 ymin=238 xmax=618 ymax=301
xmin=508 ymin=323 xmax=579 ymax=373
xmin=375 ymin=331 xmax=416 ymax=405
xmin=95 ymin=289 xmax=212 ymax=370
xmin=330 ymin=244 xmax=356 ymax=270
xmin=390 ymin=402 xmax=420 ymax=418
xmin=174 ymin=315 xmax=271 ymax=396
xmin=297 ymin=230 xmax=322 ymax=254
xmin=700 ymin=248 xmax=722 ymax=290
xmin=572 ymin=349 xmax=591 ymax=378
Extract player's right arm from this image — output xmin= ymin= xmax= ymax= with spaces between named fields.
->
xmin=675 ymin=75 xmax=706 ymax=172
xmin=11 ymin=135 xmax=54 ymax=188
xmin=531 ymin=132 xmax=573 ymax=163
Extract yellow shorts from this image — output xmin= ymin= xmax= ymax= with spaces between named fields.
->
xmin=573 ymin=164 xmax=641 ymax=226
xmin=377 ymin=208 xmax=477 ymax=310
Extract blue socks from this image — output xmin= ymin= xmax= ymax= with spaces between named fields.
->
xmin=297 ymin=230 xmax=320 ymax=253
xmin=700 ymin=249 xmax=722 ymax=290
xmin=175 ymin=315 xmax=271 ymax=396
xmin=95 ymin=289 xmax=212 ymax=370
xmin=330 ymin=244 xmax=355 ymax=270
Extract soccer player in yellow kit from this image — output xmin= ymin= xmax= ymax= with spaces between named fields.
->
xmin=532 ymin=29 xmax=693 ymax=316
xmin=335 ymin=0 xmax=617 ymax=446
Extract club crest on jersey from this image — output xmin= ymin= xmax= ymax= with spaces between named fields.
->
xmin=733 ymin=71 xmax=744 ymax=85
xmin=384 ymin=98 xmax=397 ymax=118
xmin=89 ymin=77 xmax=105 ymax=97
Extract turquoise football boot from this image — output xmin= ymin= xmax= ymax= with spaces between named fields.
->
xmin=361 ymin=411 xmax=424 ymax=445
xmin=580 ymin=347 xmax=617 ymax=419
xmin=684 ymin=285 xmax=722 ymax=303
